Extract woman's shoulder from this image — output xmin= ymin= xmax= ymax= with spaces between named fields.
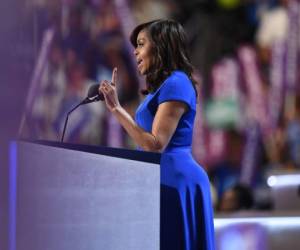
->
xmin=155 ymin=70 xmax=196 ymax=108
xmin=166 ymin=70 xmax=191 ymax=83
xmin=161 ymin=70 xmax=194 ymax=93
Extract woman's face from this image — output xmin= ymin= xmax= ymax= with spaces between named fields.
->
xmin=134 ymin=30 xmax=153 ymax=75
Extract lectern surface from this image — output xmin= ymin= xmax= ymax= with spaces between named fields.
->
xmin=10 ymin=141 xmax=160 ymax=250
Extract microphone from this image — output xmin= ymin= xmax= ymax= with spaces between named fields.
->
xmin=60 ymin=83 xmax=103 ymax=142
xmin=81 ymin=83 xmax=104 ymax=104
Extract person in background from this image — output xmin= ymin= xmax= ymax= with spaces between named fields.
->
xmin=217 ymin=183 xmax=254 ymax=212
xmin=256 ymin=0 xmax=290 ymax=66
xmin=98 ymin=19 xmax=215 ymax=250
xmin=283 ymin=95 xmax=300 ymax=169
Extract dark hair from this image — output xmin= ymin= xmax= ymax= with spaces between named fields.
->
xmin=130 ymin=19 xmax=197 ymax=94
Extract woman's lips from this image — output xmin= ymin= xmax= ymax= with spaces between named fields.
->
xmin=137 ymin=60 xmax=143 ymax=69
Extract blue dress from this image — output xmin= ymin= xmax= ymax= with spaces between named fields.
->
xmin=135 ymin=71 xmax=215 ymax=250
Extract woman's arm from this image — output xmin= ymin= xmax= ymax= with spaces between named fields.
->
xmin=99 ymin=68 xmax=187 ymax=152
xmin=111 ymin=101 xmax=186 ymax=152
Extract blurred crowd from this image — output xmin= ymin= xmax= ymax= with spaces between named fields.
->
xmin=23 ymin=0 xmax=300 ymax=213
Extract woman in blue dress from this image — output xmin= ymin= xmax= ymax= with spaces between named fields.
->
xmin=99 ymin=19 xmax=215 ymax=250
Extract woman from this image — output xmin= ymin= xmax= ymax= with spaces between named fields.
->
xmin=99 ymin=19 xmax=215 ymax=250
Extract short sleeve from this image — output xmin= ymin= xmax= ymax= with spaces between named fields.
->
xmin=157 ymin=72 xmax=196 ymax=110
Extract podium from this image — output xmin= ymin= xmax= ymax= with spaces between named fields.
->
xmin=9 ymin=140 xmax=161 ymax=250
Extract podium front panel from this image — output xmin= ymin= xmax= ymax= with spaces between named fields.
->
xmin=10 ymin=141 xmax=160 ymax=250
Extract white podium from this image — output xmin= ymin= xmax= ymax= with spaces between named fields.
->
xmin=9 ymin=140 xmax=160 ymax=250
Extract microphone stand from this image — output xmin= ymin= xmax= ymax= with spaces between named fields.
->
xmin=60 ymin=94 xmax=101 ymax=143
xmin=60 ymin=101 xmax=84 ymax=143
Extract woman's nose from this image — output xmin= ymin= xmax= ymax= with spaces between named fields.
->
xmin=134 ymin=48 xmax=138 ymax=56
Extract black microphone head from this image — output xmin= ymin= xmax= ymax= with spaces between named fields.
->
xmin=84 ymin=84 xmax=104 ymax=104
xmin=87 ymin=84 xmax=102 ymax=98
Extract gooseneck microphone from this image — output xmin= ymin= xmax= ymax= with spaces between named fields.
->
xmin=60 ymin=83 xmax=103 ymax=142
xmin=82 ymin=83 xmax=104 ymax=104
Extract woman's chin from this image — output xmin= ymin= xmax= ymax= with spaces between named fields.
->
xmin=138 ymin=69 xmax=146 ymax=75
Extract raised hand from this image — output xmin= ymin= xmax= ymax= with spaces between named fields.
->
xmin=98 ymin=67 xmax=120 ymax=112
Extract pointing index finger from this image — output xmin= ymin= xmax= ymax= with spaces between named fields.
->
xmin=111 ymin=67 xmax=117 ymax=86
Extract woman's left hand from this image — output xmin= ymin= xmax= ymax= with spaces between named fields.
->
xmin=99 ymin=67 xmax=120 ymax=112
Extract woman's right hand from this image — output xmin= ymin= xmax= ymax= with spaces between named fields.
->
xmin=98 ymin=67 xmax=121 ymax=112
